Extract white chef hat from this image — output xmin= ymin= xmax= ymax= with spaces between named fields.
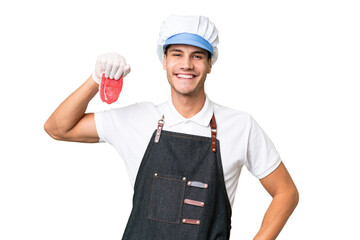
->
xmin=157 ymin=15 xmax=219 ymax=64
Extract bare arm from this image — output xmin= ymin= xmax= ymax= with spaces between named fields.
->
xmin=253 ymin=162 xmax=299 ymax=240
xmin=44 ymin=53 xmax=131 ymax=143
xmin=44 ymin=75 xmax=100 ymax=143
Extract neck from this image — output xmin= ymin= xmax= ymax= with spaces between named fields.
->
xmin=171 ymin=91 xmax=206 ymax=119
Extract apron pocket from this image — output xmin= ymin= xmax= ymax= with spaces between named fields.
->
xmin=148 ymin=172 xmax=186 ymax=224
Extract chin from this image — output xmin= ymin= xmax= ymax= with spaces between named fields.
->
xmin=173 ymin=87 xmax=201 ymax=97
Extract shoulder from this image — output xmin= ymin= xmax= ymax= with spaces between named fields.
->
xmin=104 ymin=101 xmax=162 ymax=119
xmin=210 ymin=101 xmax=254 ymax=149
xmin=212 ymin=101 xmax=251 ymax=127
xmin=95 ymin=101 xmax=164 ymax=130
xmin=94 ymin=101 xmax=165 ymax=142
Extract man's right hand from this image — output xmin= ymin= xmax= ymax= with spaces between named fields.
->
xmin=92 ymin=53 xmax=131 ymax=84
xmin=45 ymin=53 xmax=132 ymax=142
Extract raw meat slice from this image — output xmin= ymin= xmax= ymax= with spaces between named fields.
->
xmin=100 ymin=73 xmax=123 ymax=104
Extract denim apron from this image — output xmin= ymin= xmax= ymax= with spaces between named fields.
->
xmin=122 ymin=114 xmax=232 ymax=239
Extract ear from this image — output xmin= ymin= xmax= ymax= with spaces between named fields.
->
xmin=162 ymin=54 xmax=167 ymax=70
xmin=207 ymin=59 xmax=212 ymax=74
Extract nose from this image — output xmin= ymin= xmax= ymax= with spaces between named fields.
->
xmin=180 ymin=56 xmax=193 ymax=70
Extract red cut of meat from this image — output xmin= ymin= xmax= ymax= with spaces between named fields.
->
xmin=100 ymin=73 xmax=123 ymax=104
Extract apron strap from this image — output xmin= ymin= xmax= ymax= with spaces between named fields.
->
xmin=210 ymin=113 xmax=217 ymax=152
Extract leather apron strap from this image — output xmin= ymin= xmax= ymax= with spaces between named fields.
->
xmin=210 ymin=113 xmax=217 ymax=152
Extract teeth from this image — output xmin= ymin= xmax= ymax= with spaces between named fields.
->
xmin=177 ymin=74 xmax=194 ymax=79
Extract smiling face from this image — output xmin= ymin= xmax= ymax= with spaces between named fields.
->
xmin=163 ymin=44 xmax=212 ymax=98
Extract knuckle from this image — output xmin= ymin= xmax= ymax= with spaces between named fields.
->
xmin=113 ymin=61 xmax=121 ymax=67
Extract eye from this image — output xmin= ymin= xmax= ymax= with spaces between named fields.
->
xmin=171 ymin=53 xmax=182 ymax=57
xmin=193 ymin=55 xmax=203 ymax=59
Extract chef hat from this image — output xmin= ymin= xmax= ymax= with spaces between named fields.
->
xmin=157 ymin=15 xmax=219 ymax=64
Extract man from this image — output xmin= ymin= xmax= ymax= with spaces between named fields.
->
xmin=45 ymin=15 xmax=298 ymax=239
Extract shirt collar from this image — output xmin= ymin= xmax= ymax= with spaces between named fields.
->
xmin=164 ymin=95 xmax=214 ymax=127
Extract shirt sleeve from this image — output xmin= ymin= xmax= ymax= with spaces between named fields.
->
xmin=244 ymin=115 xmax=282 ymax=179
xmin=94 ymin=110 xmax=108 ymax=143
xmin=94 ymin=104 xmax=135 ymax=144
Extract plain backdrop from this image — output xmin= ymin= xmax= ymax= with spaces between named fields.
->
xmin=1 ymin=0 xmax=359 ymax=239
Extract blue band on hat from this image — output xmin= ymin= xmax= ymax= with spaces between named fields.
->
xmin=164 ymin=33 xmax=213 ymax=56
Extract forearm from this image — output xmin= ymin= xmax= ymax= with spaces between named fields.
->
xmin=44 ymin=75 xmax=98 ymax=138
xmin=254 ymin=190 xmax=299 ymax=240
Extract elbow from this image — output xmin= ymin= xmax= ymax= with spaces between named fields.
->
xmin=290 ymin=187 xmax=300 ymax=211
xmin=294 ymin=188 xmax=300 ymax=208
xmin=44 ymin=120 xmax=63 ymax=141
xmin=277 ymin=185 xmax=299 ymax=213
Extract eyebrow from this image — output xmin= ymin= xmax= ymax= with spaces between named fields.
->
xmin=169 ymin=48 xmax=207 ymax=55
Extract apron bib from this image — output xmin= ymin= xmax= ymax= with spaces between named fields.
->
xmin=122 ymin=114 xmax=232 ymax=239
